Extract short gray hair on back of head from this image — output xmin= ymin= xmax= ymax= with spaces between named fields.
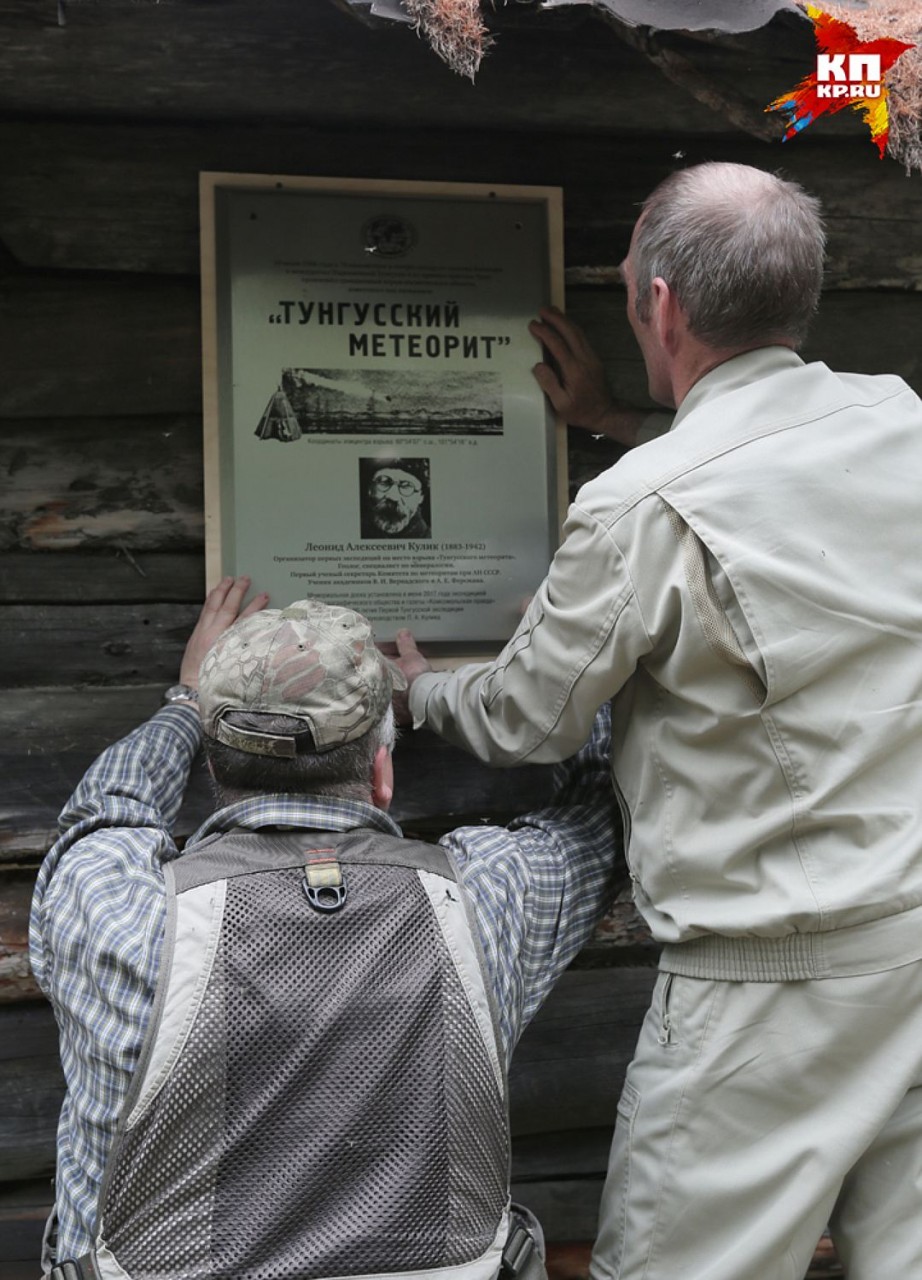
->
xmin=204 ymin=705 xmax=397 ymax=806
xmin=631 ymin=162 xmax=825 ymax=350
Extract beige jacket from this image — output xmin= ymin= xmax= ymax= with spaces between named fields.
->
xmin=410 ymin=348 xmax=922 ymax=979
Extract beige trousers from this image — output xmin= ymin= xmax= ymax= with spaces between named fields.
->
xmin=590 ymin=962 xmax=922 ymax=1280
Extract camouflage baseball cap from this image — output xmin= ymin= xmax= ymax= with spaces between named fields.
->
xmin=198 ymin=599 xmax=406 ymax=757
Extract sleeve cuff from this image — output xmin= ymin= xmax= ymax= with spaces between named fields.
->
xmin=157 ymin=700 xmax=204 ymax=747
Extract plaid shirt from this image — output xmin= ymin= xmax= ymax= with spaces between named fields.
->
xmin=30 ymin=701 xmax=620 ymax=1263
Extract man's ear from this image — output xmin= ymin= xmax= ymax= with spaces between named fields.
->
xmin=650 ymin=276 xmax=683 ymax=354
xmin=371 ymin=744 xmax=394 ymax=811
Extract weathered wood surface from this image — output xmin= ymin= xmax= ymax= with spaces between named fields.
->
xmin=0 ymin=279 xmax=201 ymax=419
xmin=0 ymin=682 xmax=641 ymax=901
xmin=0 ymin=873 xmax=39 ymax=1002
xmin=0 ymin=550 xmax=205 ymax=604
xmin=509 ymin=969 xmax=652 ymax=1137
xmin=0 ymin=417 xmax=203 ymax=553
xmin=0 ymin=0 xmax=821 ymax=139
xmin=0 ymin=275 xmax=647 ymax=420
xmin=0 ymin=1002 xmax=65 ymax=1182
xmin=0 ymin=1180 xmax=56 ymax=1279
xmin=2 ymin=124 xmax=919 ymax=288
xmin=579 ymin=287 xmax=922 ymax=400
xmin=5 ymin=604 xmax=203 ymax=687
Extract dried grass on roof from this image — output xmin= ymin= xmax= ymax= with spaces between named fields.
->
xmin=812 ymin=0 xmax=921 ymax=172
xmin=404 ymin=0 xmax=492 ymax=80
xmin=408 ymin=0 xmax=920 ymax=172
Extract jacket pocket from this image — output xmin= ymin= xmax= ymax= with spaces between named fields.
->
xmin=656 ymin=972 xmax=676 ymax=1047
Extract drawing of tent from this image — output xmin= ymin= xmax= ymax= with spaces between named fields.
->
xmin=255 ymin=386 xmax=302 ymax=442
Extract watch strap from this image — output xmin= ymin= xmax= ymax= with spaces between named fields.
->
xmin=163 ymin=683 xmax=199 ymax=705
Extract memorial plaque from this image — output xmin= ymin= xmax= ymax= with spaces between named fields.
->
xmin=201 ymin=173 xmax=565 ymax=659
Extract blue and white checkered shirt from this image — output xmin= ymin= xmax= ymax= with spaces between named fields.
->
xmin=29 ymin=701 xmax=620 ymax=1262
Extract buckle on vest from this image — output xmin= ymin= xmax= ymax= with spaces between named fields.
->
xmin=304 ymin=851 xmax=347 ymax=913
xmin=49 ymin=1257 xmax=102 ymax=1280
xmin=500 ymin=1224 xmax=536 ymax=1277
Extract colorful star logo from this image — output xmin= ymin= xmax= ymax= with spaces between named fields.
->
xmin=766 ymin=4 xmax=914 ymax=157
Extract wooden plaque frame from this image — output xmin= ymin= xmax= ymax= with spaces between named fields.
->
xmin=200 ymin=172 xmax=566 ymax=663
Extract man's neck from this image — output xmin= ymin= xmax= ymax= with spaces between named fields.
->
xmin=672 ymin=340 xmax=795 ymax=408
xmin=210 ymin=783 xmax=375 ymax=810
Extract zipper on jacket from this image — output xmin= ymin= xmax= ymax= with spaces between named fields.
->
xmin=657 ymin=973 xmax=675 ymax=1046
xmin=612 ymin=776 xmax=634 ymax=878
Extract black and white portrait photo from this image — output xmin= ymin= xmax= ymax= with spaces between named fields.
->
xmin=359 ymin=458 xmax=432 ymax=540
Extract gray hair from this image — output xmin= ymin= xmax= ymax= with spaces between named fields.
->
xmin=205 ymin=705 xmax=397 ymax=806
xmin=631 ymin=162 xmax=825 ymax=349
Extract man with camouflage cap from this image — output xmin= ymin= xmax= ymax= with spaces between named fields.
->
xmin=31 ymin=576 xmax=621 ymax=1280
xmin=199 ymin=596 xmax=399 ymax=757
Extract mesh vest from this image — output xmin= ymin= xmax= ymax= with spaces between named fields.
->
xmin=90 ymin=827 xmax=516 ymax=1280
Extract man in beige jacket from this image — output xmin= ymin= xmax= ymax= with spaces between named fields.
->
xmin=395 ymin=162 xmax=922 ymax=1279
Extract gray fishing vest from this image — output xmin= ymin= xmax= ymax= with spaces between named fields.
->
xmin=87 ymin=826 xmax=532 ymax=1280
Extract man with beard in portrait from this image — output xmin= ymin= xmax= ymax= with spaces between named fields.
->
xmin=361 ymin=459 xmax=431 ymax=539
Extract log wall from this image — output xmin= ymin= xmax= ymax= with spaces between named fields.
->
xmin=1 ymin=1 xmax=913 ymax=1270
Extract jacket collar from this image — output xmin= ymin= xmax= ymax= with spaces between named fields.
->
xmin=671 ymin=346 xmax=804 ymax=431
xmin=187 ymin=793 xmax=403 ymax=849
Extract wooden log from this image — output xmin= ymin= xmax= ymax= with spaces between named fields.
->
xmin=1 ymin=686 xmax=170 ymax=862
xmin=2 ymin=123 xmax=918 ymax=288
xmin=0 ymin=0 xmax=819 ymax=139
xmin=0 ymin=416 xmax=203 ymax=553
xmin=0 ymin=550 xmax=205 ymax=604
xmin=6 ymin=1195 xmax=614 ymax=1278
xmin=0 ymin=677 xmax=656 ymax=978
xmin=509 ymin=969 xmax=655 ymax=1137
xmin=0 ymin=279 xmax=201 ymax=419
xmin=0 ymin=1002 xmax=64 ymax=1182
xmin=0 ymin=1180 xmax=56 ymax=1277
xmin=509 ymin=1178 xmax=606 ymax=1245
xmin=0 ymin=874 xmax=40 ymax=1003
xmin=4 ymin=603 xmax=203 ymax=687
xmin=511 ymin=1128 xmax=616 ymax=1183
xmin=2 ymin=895 xmax=654 ymax=1003
xmin=0 ymin=995 xmax=844 ymax=1272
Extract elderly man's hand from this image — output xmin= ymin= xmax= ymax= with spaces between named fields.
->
xmin=179 ymin=577 xmax=269 ymax=690
xmin=390 ymin=629 xmax=432 ymax=725
xmin=529 ymin=306 xmax=647 ymax=448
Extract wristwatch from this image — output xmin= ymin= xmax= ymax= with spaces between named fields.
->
xmin=163 ymin=683 xmax=199 ymax=705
